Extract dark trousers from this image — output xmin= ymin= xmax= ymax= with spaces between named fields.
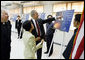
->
xmin=36 ymin=41 xmax=42 ymax=59
xmin=37 ymin=48 xmax=42 ymax=59
xmin=17 ymin=28 xmax=21 ymax=37
xmin=47 ymin=41 xmax=53 ymax=56
xmin=1 ymin=45 xmax=11 ymax=59
xmin=20 ymin=30 xmax=23 ymax=39
xmin=46 ymin=35 xmax=53 ymax=56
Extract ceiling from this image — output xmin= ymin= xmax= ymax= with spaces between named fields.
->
xmin=1 ymin=1 xmax=77 ymax=9
xmin=1 ymin=1 xmax=40 ymax=9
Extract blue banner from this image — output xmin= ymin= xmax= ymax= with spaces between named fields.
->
xmin=55 ymin=10 xmax=74 ymax=32
xmin=25 ymin=14 xmax=29 ymax=20
xmin=22 ymin=14 xmax=29 ymax=22
xmin=11 ymin=14 xmax=18 ymax=21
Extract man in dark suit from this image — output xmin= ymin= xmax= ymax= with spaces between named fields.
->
xmin=15 ymin=15 xmax=22 ymax=39
xmin=30 ymin=10 xmax=55 ymax=59
xmin=44 ymin=15 xmax=54 ymax=57
xmin=1 ymin=10 xmax=12 ymax=59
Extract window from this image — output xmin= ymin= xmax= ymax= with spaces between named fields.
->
xmin=9 ymin=8 xmax=20 ymax=15
xmin=26 ymin=7 xmax=34 ymax=13
xmin=23 ymin=5 xmax=43 ymax=14
xmin=9 ymin=8 xmax=20 ymax=21
xmin=53 ymin=3 xmax=66 ymax=12
xmin=15 ymin=8 xmax=20 ymax=14
xmin=67 ymin=3 xmax=72 ymax=10
xmin=72 ymin=2 xmax=84 ymax=12
xmin=23 ymin=7 xmax=27 ymax=14
xmin=23 ymin=5 xmax=44 ymax=20
xmin=23 ymin=6 xmax=34 ymax=14
xmin=34 ymin=6 xmax=43 ymax=13
xmin=9 ymin=9 xmax=15 ymax=15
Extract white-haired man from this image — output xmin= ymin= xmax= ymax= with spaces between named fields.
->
xmin=30 ymin=10 xmax=55 ymax=59
xmin=1 ymin=10 xmax=12 ymax=59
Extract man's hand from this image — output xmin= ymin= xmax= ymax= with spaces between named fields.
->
xmin=56 ymin=16 xmax=63 ymax=20
xmin=35 ymin=37 xmax=41 ymax=41
xmin=54 ymin=22 xmax=61 ymax=29
xmin=41 ymin=39 xmax=44 ymax=44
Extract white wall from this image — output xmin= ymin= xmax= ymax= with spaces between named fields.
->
xmin=43 ymin=4 xmax=53 ymax=18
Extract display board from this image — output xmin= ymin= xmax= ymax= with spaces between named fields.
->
xmin=55 ymin=10 xmax=74 ymax=32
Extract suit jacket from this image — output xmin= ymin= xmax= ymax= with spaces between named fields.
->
xmin=15 ymin=20 xmax=22 ymax=29
xmin=22 ymin=30 xmax=42 ymax=59
xmin=1 ymin=20 xmax=11 ymax=46
xmin=31 ymin=17 xmax=55 ymax=41
xmin=45 ymin=23 xmax=55 ymax=42
xmin=46 ymin=22 xmax=52 ymax=32
xmin=1 ymin=20 xmax=11 ymax=59
xmin=63 ymin=28 xmax=78 ymax=59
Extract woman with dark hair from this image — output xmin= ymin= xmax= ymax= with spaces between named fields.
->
xmin=22 ymin=20 xmax=44 ymax=59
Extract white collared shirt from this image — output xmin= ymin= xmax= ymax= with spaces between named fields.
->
xmin=32 ymin=18 xmax=38 ymax=34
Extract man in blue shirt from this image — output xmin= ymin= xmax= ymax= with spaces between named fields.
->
xmin=44 ymin=15 xmax=55 ymax=57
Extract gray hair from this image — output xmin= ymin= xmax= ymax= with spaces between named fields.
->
xmin=31 ymin=10 xmax=37 ymax=17
xmin=1 ymin=10 xmax=5 ymax=16
xmin=1 ymin=9 xmax=8 ymax=16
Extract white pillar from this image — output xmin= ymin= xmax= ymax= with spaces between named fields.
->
xmin=43 ymin=4 xmax=53 ymax=19
xmin=20 ymin=5 xmax=23 ymax=17
xmin=43 ymin=4 xmax=53 ymax=33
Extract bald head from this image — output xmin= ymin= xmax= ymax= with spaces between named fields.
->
xmin=31 ymin=10 xmax=39 ymax=20
xmin=1 ymin=10 xmax=9 ymax=23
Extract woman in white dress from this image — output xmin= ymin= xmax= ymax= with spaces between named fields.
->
xmin=22 ymin=20 xmax=43 ymax=59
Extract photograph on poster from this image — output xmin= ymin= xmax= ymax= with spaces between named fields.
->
xmin=54 ymin=10 xmax=74 ymax=32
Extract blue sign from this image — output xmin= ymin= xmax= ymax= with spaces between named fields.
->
xmin=22 ymin=14 xmax=29 ymax=22
xmin=25 ymin=14 xmax=29 ymax=20
xmin=12 ymin=14 xmax=18 ymax=21
xmin=56 ymin=10 xmax=74 ymax=32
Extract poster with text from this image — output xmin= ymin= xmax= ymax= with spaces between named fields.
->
xmin=55 ymin=10 xmax=74 ymax=32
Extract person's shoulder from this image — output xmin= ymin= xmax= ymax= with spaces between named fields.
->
xmin=16 ymin=20 xmax=17 ymax=22
xmin=30 ymin=19 xmax=33 ymax=22
xmin=24 ymin=31 xmax=34 ymax=37
xmin=38 ymin=18 xmax=43 ymax=22
xmin=26 ymin=32 xmax=35 ymax=42
xmin=30 ymin=33 xmax=35 ymax=38
xmin=8 ymin=20 xmax=10 ymax=22
xmin=30 ymin=19 xmax=34 ymax=24
xmin=74 ymin=28 xmax=78 ymax=33
xmin=23 ymin=31 xmax=31 ymax=38
xmin=38 ymin=18 xmax=42 ymax=21
xmin=30 ymin=19 xmax=32 ymax=20
xmin=7 ymin=20 xmax=11 ymax=24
